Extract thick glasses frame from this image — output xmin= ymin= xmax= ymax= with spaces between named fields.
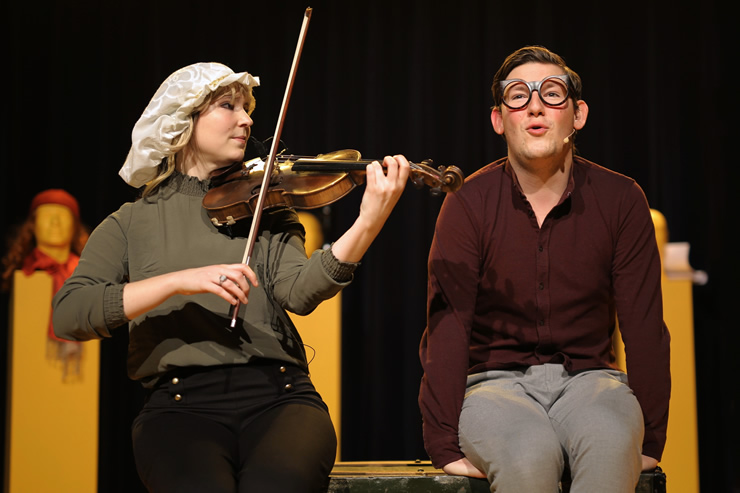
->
xmin=499 ymin=74 xmax=570 ymax=109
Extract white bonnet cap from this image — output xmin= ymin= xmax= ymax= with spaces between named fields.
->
xmin=119 ymin=62 xmax=260 ymax=187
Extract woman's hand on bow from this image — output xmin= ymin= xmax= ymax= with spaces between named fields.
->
xmin=122 ymin=263 xmax=258 ymax=320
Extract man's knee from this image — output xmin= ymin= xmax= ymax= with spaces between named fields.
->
xmin=463 ymin=433 xmax=563 ymax=491
xmin=489 ymin=449 xmax=563 ymax=493
xmin=566 ymin=398 xmax=643 ymax=456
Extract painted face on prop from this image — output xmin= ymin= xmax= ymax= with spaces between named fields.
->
xmin=34 ymin=204 xmax=75 ymax=251
xmin=29 ymin=189 xmax=80 ymax=259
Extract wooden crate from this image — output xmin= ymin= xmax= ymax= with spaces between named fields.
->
xmin=329 ymin=461 xmax=666 ymax=493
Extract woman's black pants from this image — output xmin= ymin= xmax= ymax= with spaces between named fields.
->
xmin=132 ymin=362 xmax=337 ymax=493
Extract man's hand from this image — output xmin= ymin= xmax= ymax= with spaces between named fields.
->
xmin=442 ymin=458 xmax=487 ymax=478
xmin=443 ymin=455 xmax=656 ymax=478
xmin=641 ymin=454 xmax=658 ymax=471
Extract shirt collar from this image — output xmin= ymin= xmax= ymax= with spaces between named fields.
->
xmin=504 ymin=158 xmax=576 ymax=207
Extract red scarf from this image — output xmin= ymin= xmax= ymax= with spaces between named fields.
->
xmin=22 ymin=247 xmax=79 ymax=342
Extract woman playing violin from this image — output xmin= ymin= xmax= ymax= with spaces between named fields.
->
xmin=52 ymin=62 xmax=409 ymax=493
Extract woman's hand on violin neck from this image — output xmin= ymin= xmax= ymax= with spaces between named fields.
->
xmin=330 ymin=154 xmax=409 ymax=263
xmin=122 ymin=264 xmax=259 ymax=320
xmin=359 ymin=155 xmax=410 ymax=229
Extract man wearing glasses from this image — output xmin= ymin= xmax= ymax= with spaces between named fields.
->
xmin=419 ymin=46 xmax=670 ymax=492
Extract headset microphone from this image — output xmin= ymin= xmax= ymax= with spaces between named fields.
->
xmin=563 ymin=129 xmax=576 ymax=144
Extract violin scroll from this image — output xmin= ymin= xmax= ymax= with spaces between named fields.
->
xmin=409 ymin=159 xmax=464 ymax=196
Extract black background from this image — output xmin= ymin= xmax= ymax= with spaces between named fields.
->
xmin=1 ymin=1 xmax=737 ymax=491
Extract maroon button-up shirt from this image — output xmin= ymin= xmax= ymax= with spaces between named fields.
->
xmin=419 ymin=156 xmax=671 ymax=468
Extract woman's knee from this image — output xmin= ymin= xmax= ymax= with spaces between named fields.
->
xmin=238 ymin=403 xmax=336 ymax=492
xmin=132 ymin=412 xmax=237 ymax=492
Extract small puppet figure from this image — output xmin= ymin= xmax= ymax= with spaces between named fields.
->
xmin=1 ymin=189 xmax=89 ymax=379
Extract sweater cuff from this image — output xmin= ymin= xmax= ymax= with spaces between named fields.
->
xmin=425 ymin=435 xmax=465 ymax=470
xmin=321 ymin=245 xmax=359 ymax=283
xmin=103 ymin=283 xmax=129 ymax=330
xmin=641 ymin=432 xmax=666 ymax=462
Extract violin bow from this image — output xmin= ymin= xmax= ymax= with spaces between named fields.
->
xmin=230 ymin=7 xmax=312 ymax=328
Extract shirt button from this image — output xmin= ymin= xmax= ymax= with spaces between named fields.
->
xmin=538 ymin=246 xmax=543 ymax=252
xmin=171 ymin=377 xmax=179 ymax=385
xmin=279 ymin=366 xmax=287 ymax=373
xmin=539 ymin=320 xmax=545 ymax=326
xmin=174 ymin=394 xmax=182 ymax=402
xmin=539 ymin=282 xmax=544 ymax=290
xmin=284 ymin=383 xmax=293 ymax=391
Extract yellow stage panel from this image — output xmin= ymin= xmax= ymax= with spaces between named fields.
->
xmin=5 ymin=271 xmax=99 ymax=493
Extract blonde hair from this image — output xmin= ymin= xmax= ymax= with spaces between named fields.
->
xmin=141 ymin=82 xmax=256 ymax=197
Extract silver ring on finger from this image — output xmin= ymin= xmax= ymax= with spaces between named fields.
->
xmin=218 ymin=274 xmax=228 ymax=285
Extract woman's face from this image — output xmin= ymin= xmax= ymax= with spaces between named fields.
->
xmin=191 ymin=93 xmax=253 ymax=171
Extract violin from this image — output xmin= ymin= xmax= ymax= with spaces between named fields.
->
xmin=203 ymin=149 xmax=464 ymax=227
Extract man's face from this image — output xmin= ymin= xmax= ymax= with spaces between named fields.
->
xmin=491 ymin=62 xmax=586 ymax=167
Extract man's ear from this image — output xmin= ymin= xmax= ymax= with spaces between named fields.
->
xmin=491 ymin=107 xmax=505 ymax=135
xmin=574 ymin=100 xmax=589 ymax=130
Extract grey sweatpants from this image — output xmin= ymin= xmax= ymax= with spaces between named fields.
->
xmin=459 ymin=364 xmax=643 ymax=493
